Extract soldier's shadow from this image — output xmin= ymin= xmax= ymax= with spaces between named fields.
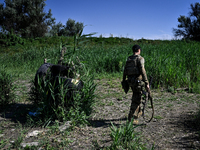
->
xmin=88 ymin=117 xmax=128 ymax=128
xmin=0 ymin=103 xmax=34 ymax=125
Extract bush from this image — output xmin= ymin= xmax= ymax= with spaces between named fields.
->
xmin=0 ymin=66 xmax=15 ymax=108
xmin=0 ymin=32 xmax=25 ymax=47
xmin=29 ymin=63 xmax=96 ymax=126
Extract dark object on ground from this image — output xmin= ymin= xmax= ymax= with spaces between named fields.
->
xmin=34 ymin=63 xmax=75 ymax=88
xmin=52 ymin=76 xmax=84 ymax=108
xmin=50 ymin=64 xmax=75 ymax=78
xmin=34 ymin=62 xmax=83 ymax=109
xmin=34 ymin=63 xmax=53 ymax=88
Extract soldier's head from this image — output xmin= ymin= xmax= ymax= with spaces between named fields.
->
xmin=132 ymin=44 xmax=141 ymax=54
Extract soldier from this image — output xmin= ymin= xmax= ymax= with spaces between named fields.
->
xmin=123 ymin=44 xmax=150 ymax=125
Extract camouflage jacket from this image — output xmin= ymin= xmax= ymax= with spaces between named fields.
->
xmin=123 ymin=54 xmax=149 ymax=86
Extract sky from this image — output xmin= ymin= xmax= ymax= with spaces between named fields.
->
xmin=1 ymin=0 xmax=199 ymax=40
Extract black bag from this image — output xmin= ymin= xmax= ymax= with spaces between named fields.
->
xmin=121 ymin=80 xmax=129 ymax=94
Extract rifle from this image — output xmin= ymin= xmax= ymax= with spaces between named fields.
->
xmin=142 ymin=76 xmax=154 ymax=123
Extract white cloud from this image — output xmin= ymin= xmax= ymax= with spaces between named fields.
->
xmin=142 ymin=34 xmax=175 ymax=40
xmin=96 ymin=33 xmax=135 ymax=39
xmin=95 ymin=33 xmax=176 ymax=40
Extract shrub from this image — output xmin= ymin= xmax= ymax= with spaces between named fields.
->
xmin=29 ymin=63 xmax=96 ymax=126
xmin=0 ymin=66 xmax=15 ymax=108
xmin=0 ymin=31 xmax=25 ymax=47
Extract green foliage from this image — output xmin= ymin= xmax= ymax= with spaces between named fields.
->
xmin=88 ymin=37 xmax=134 ymax=45
xmin=0 ymin=139 xmax=8 ymax=149
xmin=73 ymin=40 xmax=200 ymax=91
xmin=0 ymin=0 xmax=55 ymax=38
xmin=142 ymin=41 xmax=200 ymax=90
xmin=11 ymin=134 xmax=24 ymax=148
xmin=0 ymin=44 xmax=61 ymax=75
xmin=50 ymin=19 xmax=84 ymax=37
xmin=29 ymin=65 xmax=96 ymax=126
xmin=0 ymin=37 xmax=200 ymax=93
xmin=0 ymin=30 xmax=25 ymax=46
xmin=75 ymin=45 xmax=129 ymax=73
xmin=173 ymin=2 xmax=200 ymax=41
xmin=109 ymin=119 xmax=146 ymax=150
xmin=0 ymin=65 xmax=15 ymax=108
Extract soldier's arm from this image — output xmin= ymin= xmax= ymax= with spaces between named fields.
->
xmin=123 ymin=60 xmax=128 ymax=81
xmin=138 ymin=57 xmax=149 ymax=87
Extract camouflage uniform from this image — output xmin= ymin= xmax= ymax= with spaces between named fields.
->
xmin=123 ymin=54 xmax=149 ymax=122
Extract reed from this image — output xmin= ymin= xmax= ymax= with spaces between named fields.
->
xmin=0 ymin=39 xmax=199 ymax=92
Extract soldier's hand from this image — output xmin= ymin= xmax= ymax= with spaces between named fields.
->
xmin=146 ymin=84 xmax=150 ymax=91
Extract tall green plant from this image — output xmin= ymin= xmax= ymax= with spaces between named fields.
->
xmin=109 ymin=119 xmax=146 ymax=150
xmin=0 ymin=66 xmax=15 ymax=108
xmin=29 ymin=63 xmax=96 ymax=126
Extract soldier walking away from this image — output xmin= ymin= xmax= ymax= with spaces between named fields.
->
xmin=122 ymin=44 xmax=150 ymax=125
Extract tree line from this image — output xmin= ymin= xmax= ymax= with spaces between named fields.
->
xmin=0 ymin=0 xmax=200 ymax=44
xmin=173 ymin=2 xmax=200 ymax=41
xmin=0 ymin=0 xmax=83 ymax=41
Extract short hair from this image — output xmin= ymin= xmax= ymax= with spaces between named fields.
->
xmin=132 ymin=44 xmax=141 ymax=52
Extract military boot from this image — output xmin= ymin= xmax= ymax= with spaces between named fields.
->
xmin=133 ymin=119 xmax=139 ymax=125
xmin=138 ymin=111 xmax=143 ymax=118
xmin=133 ymin=115 xmax=139 ymax=125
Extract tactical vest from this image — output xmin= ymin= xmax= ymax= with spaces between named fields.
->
xmin=125 ymin=55 xmax=141 ymax=76
xmin=125 ymin=55 xmax=145 ymax=92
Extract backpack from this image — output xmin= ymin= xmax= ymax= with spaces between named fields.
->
xmin=125 ymin=55 xmax=141 ymax=76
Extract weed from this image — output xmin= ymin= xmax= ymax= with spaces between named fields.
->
xmin=0 ymin=65 xmax=16 ymax=109
xmin=47 ymin=120 xmax=60 ymax=134
xmin=168 ymin=86 xmax=175 ymax=93
xmin=109 ymin=119 xmax=146 ymax=149
xmin=24 ymin=145 xmax=38 ymax=150
xmin=11 ymin=131 xmax=24 ymax=148
xmin=92 ymin=140 xmax=101 ymax=150
xmin=0 ymin=139 xmax=8 ymax=149
xmin=154 ymin=116 xmax=163 ymax=120
xmin=108 ymin=101 xmax=114 ymax=106
xmin=29 ymin=64 xmax=96 ymax=127
xmin=166 ymin=104 xmax=173 ymax=108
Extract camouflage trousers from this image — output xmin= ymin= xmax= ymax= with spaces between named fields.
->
xmin=128 ymin=88 xmax=142 ymax=121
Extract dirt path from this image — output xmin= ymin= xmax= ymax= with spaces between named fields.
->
xmin=64 ymin=79 xmax=200 ymax=149
xmin=0 ymin=78 xmax=200 ymax=149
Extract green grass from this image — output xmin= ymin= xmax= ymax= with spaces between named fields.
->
xmin=153 ymin=115 xmax=163 ymax=120
xmin=109 ymin=119 xmax=147 ymax=149
xmin=1 ymin=38 xmax=199 ymax=92
xmin=0 ymin=37 xmax=199 ymax=149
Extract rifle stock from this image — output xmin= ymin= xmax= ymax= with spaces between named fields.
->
xmin=142 ymin=76 xmax=154 ymax=123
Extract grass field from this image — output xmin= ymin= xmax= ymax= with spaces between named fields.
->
xmin=0 ymin=37 xmax=200 ymax=149
xmin=1 ymin=37 xmax=200 ymax=92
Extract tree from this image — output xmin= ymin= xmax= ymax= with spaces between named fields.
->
xmin=50 ymin=22 xmax=65 ymax=36
xmin=0 ymin=0 xmax=55 ymax=38
xmin=50 ymin=19 xmax=84 ymax=37
xmin=173 ymin=2 xmax=200 ymax=41
xmin=65 ymin=18 xmax=84 ymax=36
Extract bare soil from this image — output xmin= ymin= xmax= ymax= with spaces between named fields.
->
xmin=0 ymin=78 xmax=200 ymax=149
